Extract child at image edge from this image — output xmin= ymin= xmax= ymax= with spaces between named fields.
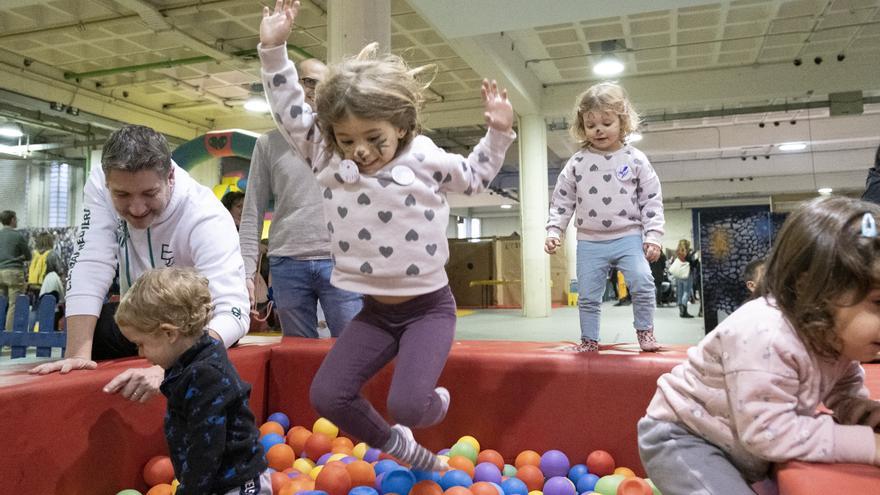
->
xmin=640 ymin=196 xmax=880 ymax=494
xmin=545 ymin=82 xmax=664 ymax=352
xmin=258 ymin=0 xmax=516 ymax=472
xmin=115 ymin=268 xmax=270 ymax=495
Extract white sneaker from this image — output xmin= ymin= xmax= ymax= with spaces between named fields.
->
xmin=435 ymin=386 xmax=450 ymax=422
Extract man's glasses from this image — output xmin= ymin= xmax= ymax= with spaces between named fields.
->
xmin=300 ymin=77 xmax=319 ymax=89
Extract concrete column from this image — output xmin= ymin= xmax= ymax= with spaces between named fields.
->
xmin=518 ymin=114 xmax=551 ymax=317
xmin=327 ymin=0 xmax=391 ymax=63
xmin=564 ymin=219 xmax=578 ymax=289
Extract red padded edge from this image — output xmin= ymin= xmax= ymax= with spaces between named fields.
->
xmin=0 ymin=344 xmax=274 ymax=495
xmin=776 ymin=461 xmax=880 ymax=494
xmin=268 ymin=338 xmax=690 ymax=476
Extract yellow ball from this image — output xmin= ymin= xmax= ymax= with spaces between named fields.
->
xmin=328 ymin=453 xmax=348 ymax=462
xmin=352 ymin=442 xmax=369 ymax=459
xmin=294 ymin=458 xmax=316 ymax=474
xmin=313 ymin=417 xmax=339 ymax=439
xmin=614 ymin=467 xmax=637 ymax=478
xmin=171 ymin=479 xmax=180 ymax=494
xmin=457 ymin=435 xmax=480 ymax=453
xmin=309 ymin=465 xmax=324 ymax=480
xmin=528 ymin=491 xmax=543 ymax=495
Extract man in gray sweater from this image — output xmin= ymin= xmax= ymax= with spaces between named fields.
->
xmin=0 ymin=210 xmax=31 ymax=330
xmin=240 ymin=58 xmax=362 ymax=338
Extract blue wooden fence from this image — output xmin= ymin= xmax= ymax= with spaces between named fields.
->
xmin=0 ymin=294 xmax=66 ymax=358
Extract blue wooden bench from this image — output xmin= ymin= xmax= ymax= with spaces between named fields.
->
xmin=0 ymin=294 xmax=66 ymax=358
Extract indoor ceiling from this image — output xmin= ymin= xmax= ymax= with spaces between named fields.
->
xmin=0 ymin=0 xmax=878 ymax=204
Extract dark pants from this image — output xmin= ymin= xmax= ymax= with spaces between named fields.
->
xmin=309 ymin=286 xmax=456 ymax=448
xmin=92 ymin=302 xmax=137 ymax=360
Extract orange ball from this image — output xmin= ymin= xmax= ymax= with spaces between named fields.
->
xmin=346 ymin=459 xmax=377 ymax=487
xmin=279 ymin=476 xmax=315 ymax=495
xmin=445 ymin=486 xmax=474 ymax=495
xmin=304 ymin=432 xmax=333 ymax=461
xmin=271 ymin=471 xmax=293 ymax=493
xmin=260 ymin=421 xmax=286 ymax=438
xmin=267 ymin=443 xmax=296 ymax=471
xmin=470 ymin=481 xmax=500 ymax=495
xmin=287 ymin=426 xmax=312 ymax=456
xmin=145 ymin=484 xmax=173 ymax=495
xmin=448 ymin=455 xmax=476 ymax=478
xmin=514 ymin=450 xmax=541 ymax=469
xmin=514 ymin=464 xmax=544 ymax=492
xmin=143 ymin=456 xmax=175 ymax=487
xmin=476 ymin=449 xmax=505 ymax=470
xmin=331 ymin=436 xmax=355 ymax=454
xmin=614 ymin=467 xmax=637 ymax=478
xmin=616 ymin=477 xmax=653 ymax=495
xmin=585 ymin=450 xmax=615 ymax=477
xmin=315 ymin=463 xmax=352 ymax=495
xmin=411 ymin=480 xmax=443 ymax=495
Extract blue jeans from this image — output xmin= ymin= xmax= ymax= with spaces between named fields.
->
xmin=269 ymin=256 xmax=363 ymax=338
xmin=576 ymin=235 xmax=656 ymax=341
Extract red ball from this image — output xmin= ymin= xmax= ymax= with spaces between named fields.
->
xmin=412 ymin=480 xmax=443 ymax=495
xmin=476 ymin=449 xmax=505 ymax=470
xmin=315 ymin=462 xmax=352 ymax=495
xmin=616 ymin=477 xmax=652 ymax=495
xmin=585 ymin=450 xmax=615 ymax=477
xmin=143 ymin=455 xmax=175 ymax=487
xmin=303 ymin=432 xmax=333 ymax=461
xmin=514 ymin=464 xmax=544 ymax=492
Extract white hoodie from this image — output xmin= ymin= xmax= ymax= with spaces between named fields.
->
xmin=66 ymin=162 xmax=249 ymax=347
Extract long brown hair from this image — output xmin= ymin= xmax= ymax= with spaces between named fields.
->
xmin=759 ymin=196 xmax=880 ymax=358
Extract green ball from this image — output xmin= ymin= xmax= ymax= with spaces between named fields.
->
xmin=645 ymin=478 xmax=662 ymax=495
xmin=502 ymin=463 xmax=517 ymax=477
xmin=593 ymin=474 xmax=625 ymax=495
xmin=449 ymin=441 xmax=478 ymax=463
xmin=116 ymin=490 xmax=143 ymax=495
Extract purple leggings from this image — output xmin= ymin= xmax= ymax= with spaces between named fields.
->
xmin=309 ymin=285 xmax=456 ymax=448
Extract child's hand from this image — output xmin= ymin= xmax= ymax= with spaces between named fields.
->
xmin=260 ymin=0 xmax=300 ymax=48
xmin=644 ymin=243 xmax=660 ymax=262
xmin=481 ymin=79 xmax=514 ymax=132
xmin=545 ymin=237 xmax=561 ymax=254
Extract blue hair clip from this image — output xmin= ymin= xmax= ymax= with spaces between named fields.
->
xmin=861 ymin=212 xmax=877 ymax=238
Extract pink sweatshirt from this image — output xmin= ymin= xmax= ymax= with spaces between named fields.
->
xmin=546 ymin=146 xmax=664 ymax=245
xmin=259 ymin=44 xmax=516 ymax=296
xmin=646 ymin=297 xmax=877 ymax=480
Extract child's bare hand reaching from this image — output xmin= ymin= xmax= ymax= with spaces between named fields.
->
xmin=482 ymin=79 xmax=514 ymax=133
xmin=261 ymin=0 xmax=300 ymax=48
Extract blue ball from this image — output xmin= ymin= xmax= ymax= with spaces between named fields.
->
xmin=488 ymin=482 xmax=504 ymax=495
xmin=381 ymin=469 xmax=416 ymax=495
xmin=374 ymin=459 xmax=401 ymax=476
xmin=349 ymin=487 xmax=379 ymax=495
xmin=439 ymin=470 xmax=473 ymax=490
xmin=299 ymin=491 xmax=329 ymax=495
xmin=575 ymin=473 xmax=599 ymax=493
xmin=318 ymin=453 xmax=333 ymax=465
xmin=438 ymin=448 xmax=451 ymax=456
xmin=473 ymin=462 xmax=502 ymax=484
xmin=567 ymin=464 xmax=589 ymax=484
xmin=260 ymin=433 xmax=285 ymax=452
xmin=413 ymin=470 xmax=442 ymax=483
xmin=501 ymin=477 xmax=528 ymax=495
xmin=540 ymin=450 xmax=571 ymax=479
xmin=238 ymin=178 xmax=248 ymax=190
xmin=364 ymin=448 xmax=382 ymax=463
xmin=267 ymin=412 xmax=290 ymax=432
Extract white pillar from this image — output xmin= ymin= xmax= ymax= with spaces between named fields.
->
xmin=518 ymin=114 xmax=551 ymax=317
xmin=565 ymin=219 xmax=578 ymax=289
xmin=327 ymin=0 xmax=391 ymax=63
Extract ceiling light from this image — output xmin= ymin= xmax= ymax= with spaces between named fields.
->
xmin=244 ymin=95 xmax=270 ymax=113
xmin=592 ymin=55 xmax=624 ymax=77
xmin=778 ymin=142 xmax=807 ymax=151
xmin=817 ymin=187 xmax=833 ymax=195
xmin=627 ymin=132 xmax=643 ymax=143
xmin=500 ymin=204 xmax=513 ymax=209
xmin=0 ymin=123 xmax=23 ymax=138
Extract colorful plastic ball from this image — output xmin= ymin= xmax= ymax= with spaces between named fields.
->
xmin=413 ymin=470 xmax=442 ymax=483
xmin=346 ymin=459 xmax=377 ymax=487
xmin=374 ymin=459 xmax=401 ymax=476
xmin=349 ymin=487 xmax=379 ymax=495
xmin=410 ymin=480 xmax=443 ymax=495
xmin=353 ymin=443 xmax=369 ymax=459
xmin=567 ymin=464 xmax=588 ymax=484
xmin=469 ymin=481 xmax=501 ymax=495
xmin=288 ymin=426 xmax=313 ymax=456
xmin=381 ymin=468 xmax=416 ymax=495
xmin=268 ymin=412 xmax=291 ymax=432
xmin=305 ymin=432 xmax=334 ymax=460
xmin=501 ymin=477 xmax=528 ymax=495
xmin=310 ymin=465 xmax=325 ymax=480
xmin=318 ymin=453 xmax=334 ymax=465
xmin=592 ymin=474 xmax=624 ymax=495
xmin=645 ymin=479 xmax=660 ymax=495
xmin=333 ymin=437 xmax=355 ymax=454
xmin=261 ymin=433 xmax=286 ymax=453
xmin=502 ymin=464 xmax=517 ymax=477
xmin=613 ymin=467 xmax=636 ymax=479
xmin=615 ymin=478 xmax=652 ymax=495
xmin=314 ymin=418 xmax=340 ymax=439
xmin=575 ymin=473 xmax=600 ymax=493
xmin=514 ymin=464 xmax=544 ymax=492
xmin=261 ymin=421 xmax=287 ymax=439
xmin=476 ymin=450 xmax=504 ymax=471
xmin=438 ymin=448 xmax=451 ymax=456
xmin=444 ymin=486 xmax=473 ymax=495
xmin=541 ymin=477 xmax=575 ymax=495
xmin=527 ymin=490 xmax=542 ymax=495
xmin=364 ymin=448 xmax=382 ymax=463
xmin=299 ymin=491 xmax=330 ymax=495
xmin=294 ymin=458 xmax=317 ymax=474
xmin=473 ymin=462 xmax=502 ymax=484
xmin=267 ymin=443 xmax=297 ymax=471
xmin=143 ymin=456 xmax=175 ymax=486
xmin=448 ymin=456 xmax=475 ymax=478
xmin=456 ymin=436 xmax=481 ymax=453
xmin=282 ymin=476 xmax=317 ymax=495
xmin=449 ymin=443 xmax=478 ymax=464
xmin=116 ymin=490 xmax=143 ymax=495
xmin=585 ymin=451 xmax=615 ymax=478
xmin=145 ymin=485 xmax=172 ymax=495
xmin=439 ymin=470 xmax=474 ymax=490
xmin=514 ymin=451 xmax=541 ymax=469
xmin=539 ymin=450 xmax=570 ymax=479
xmin=316 ymin=462 xmax=353 ymax=495
xmin=272 ymin=471 xmax=293 ymax=493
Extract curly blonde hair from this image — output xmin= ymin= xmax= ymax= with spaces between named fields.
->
xmin=315 ymin=42 xmax=436 ymax=159
xmin=115 ymin=268 xmax=213 ymax=339
xmin=569 ymin=82 xmax=640 ymax=149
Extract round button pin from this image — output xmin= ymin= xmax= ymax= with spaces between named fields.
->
xmin=391 ymin=165 xmax=415 ymax=186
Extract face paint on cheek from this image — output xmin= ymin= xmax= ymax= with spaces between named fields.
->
xmin=373 ymin=137 xmax=388 ymax=157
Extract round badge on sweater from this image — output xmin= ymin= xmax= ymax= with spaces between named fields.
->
xmin=339 ymin=160 xmax=360 ymax=184
xmin=391 ymin=165 xmax=415 ymax=186
xmin=615 ymin=163 xmax=633 ymax=181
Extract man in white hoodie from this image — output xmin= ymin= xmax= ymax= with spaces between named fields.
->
xmin=31 ymin=125 xmax=250 ymax=403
